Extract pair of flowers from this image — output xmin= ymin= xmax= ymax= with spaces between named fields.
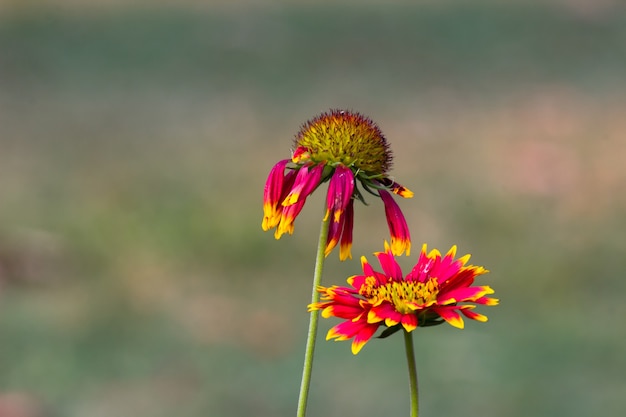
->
xmin=262 ymin=110 xmax=497 ymax=355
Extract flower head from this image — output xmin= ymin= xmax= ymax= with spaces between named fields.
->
xmin=309 ymin=242 xmax=498 ymax=354
xmin=262 ymin=110 xmax=413 ymax=260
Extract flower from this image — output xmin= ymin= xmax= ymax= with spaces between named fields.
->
xmin=262 ymin=109 xmax=413 ymax=260
xmin=309 ymin=242 xmax=498 ymax=354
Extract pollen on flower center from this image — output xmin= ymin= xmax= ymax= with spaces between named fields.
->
xmin=360 ymin=276 xmax=439 ymax=314
xmin=294 ymin=109 xmax=392 ymax=174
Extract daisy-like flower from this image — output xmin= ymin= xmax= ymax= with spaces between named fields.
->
xmin=309 ymin=242 xmax=498 ymax=354
xmin=262 ymin=109 xmax=413 ymax=260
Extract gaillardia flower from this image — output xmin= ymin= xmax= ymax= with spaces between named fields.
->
xmin=309 ymin=242 xmax=498 ymax=354
xmin=262 ymin=109 xmax=413 ymax=260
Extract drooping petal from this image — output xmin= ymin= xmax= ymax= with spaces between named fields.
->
xmin=324 ymin=165 xmax=355 ymax=223
xmin=324 ymin=166 xmax=356 ymax=259
xmin=275 ymin=164 xmax=325 ymax=238
xmin=379 ymin=189 xmax=411 ymax=256
xmin=378 ymin=177 xmax=414 ymax=198
xmin=275 ymin=200 xmax=306 ymax=238
xmin=325 ymin=213 xmax=344 ymax=257
xmin=283 ymin=163 xmax=324 ymax=206
xmin=339 ymin=199 xmax=354 ymax=260
xmin=262 ymin=159 xmax=290 ymax=231
xmin=393 ymin=184 xmax=414 ymax=198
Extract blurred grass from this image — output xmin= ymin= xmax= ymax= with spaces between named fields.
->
xmin=1 ymin=1 xmax=626 ymax=416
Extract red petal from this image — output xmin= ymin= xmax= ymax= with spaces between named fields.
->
xmin=460 ymin=307 xmax=488 ymax=322
xmin=325 ymin=165 xmax=355 ymax=223
xmin=339 ymin=200 xmax=354 ymax=260
xmin=325 ymin=213 xmax=343 ymax=257
xmin=432 ymin=306 xmax=465 ymax=329
xmin=401 ymin=313 xmax=418 ymax=332
xmin=438 ymin=286 xmax=494 ymax=304
xmin=374 ymin=247 xmax=403 ymax=281
xmin=379 ymin=189 xmax=411 ymax=256
xmin=351 ymin=323 xmax=379 ymax=355
xmin=262 ymin=159 xmax=290 ymax=230
xmin=282 ymin=163 xmax=324 ymax=206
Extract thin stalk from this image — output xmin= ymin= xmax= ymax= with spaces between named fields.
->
xmin=404 ymin=330 xmax=419 ymax=417
xmin=296 ymin=214 xmax=331 ymax=417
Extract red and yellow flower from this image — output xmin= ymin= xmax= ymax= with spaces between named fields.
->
xmin=262 ymin=110 xmax=413 ymax=260
xmin=309 ymin=242 xmax=498 ymax=354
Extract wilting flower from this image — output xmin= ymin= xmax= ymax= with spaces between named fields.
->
xmin=262 ymin=109 xmax=413 ymax=260
xmin=309 ymin=242 xmax=498 ymax=354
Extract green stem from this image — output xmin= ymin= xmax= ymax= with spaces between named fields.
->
xmin=404 ymin=330 xmax=419 ymax=417
xmin=296 ymin=214 xmax=331 ymax=417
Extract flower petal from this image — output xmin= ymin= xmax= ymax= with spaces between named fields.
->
xmin=406 ymin=244 xmax=436 ymax=283
xmin=374 ymin=243 xmax=403 ymax=281
xmin=262 ymin=159 xmax=290 ymax=231
xmin=275 ymin=164 xmax=325 ymax=238
xmin=327 ymin=319 xmax=379 ymax=354
xmin=369 ymin=303 xmax=398 ymax=325
xmin=325 ymin=213 xmax=344 ymax=257
xmin=432 ymin=306 xmax=465 ymax=329
xmin=283 ymin=163 xmax=324 ymax=206
xmin=292 ymin=146 xmax=311 ymax=163
xmin=437 ymin=285 xmax=495 ymax=305
xmin=460 ymin=306 xmax=489 ymax=322
xmin=379 ymin=189 xmax=411 ymax=256
xmin=275 ymin=200 xmax=305 ymax=238
xmin=474 ymin=295 xmax=500 ymax=306
xmin=339 ymin=200 xmax=354 ymax=260
xmin=325 ymin=165 xmax=355 ymax=223
xmin=378 ymin=177 xmax=414 ymax=198
xmin=401 ymin=313 xmax=418 ymax=332
xmin=351 ymin=323 xmax=379 ymax=355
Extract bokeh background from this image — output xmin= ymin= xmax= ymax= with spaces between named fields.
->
xmin=1 ymin=0 xmax=625 ymax=416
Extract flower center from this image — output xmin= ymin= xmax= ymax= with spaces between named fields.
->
xmin=360 ymin=276 xmax=439 ymax=315
xmin=293 ymin=109 xmax=392 ymax=174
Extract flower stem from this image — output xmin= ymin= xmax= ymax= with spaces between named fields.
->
xmin=296 ymin=214 xmax=331 ymax=417
xmin=403 ymin=330 xmax=419 ymax=417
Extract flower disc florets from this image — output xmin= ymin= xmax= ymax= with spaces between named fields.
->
xmin=293 ymin=110 xmax=392 ymax=175
xmin=262 ymin=109 xmax=413 ymax=260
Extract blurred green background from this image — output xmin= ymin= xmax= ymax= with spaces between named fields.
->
xmin=1 ymin=0 xmax=625 ymax=416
